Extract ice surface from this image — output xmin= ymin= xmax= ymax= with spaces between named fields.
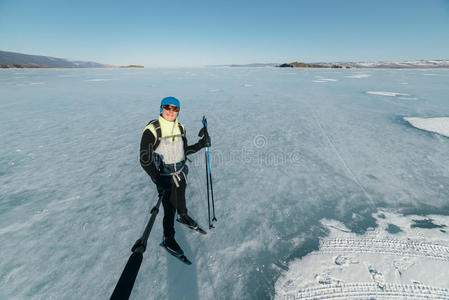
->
xmin=1 ymin=68 xmax=449 ymax=299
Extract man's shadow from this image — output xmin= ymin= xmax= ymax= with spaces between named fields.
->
xmin=165 ymin=224 xmax=199 ymax=300
xmin=165 ymin=184 xmax=199 ymax=300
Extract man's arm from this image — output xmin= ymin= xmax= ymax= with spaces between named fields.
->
xmin=184 ymin=132 xmax=210 ymax=156
xmin=140 ymin=129 xmax=158 ymax=178
xmin=185 ymin=139 xmax=203 ymax=156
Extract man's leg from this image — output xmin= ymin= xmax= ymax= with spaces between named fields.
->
xmin=172 ymin=179 xmax=187 ymax=215
xmin=160 ymin=187 xmax=175 ymax=239
xmin=174 ymin=180 xmax=199 ymax=227
xmin=160 ymin=185 xmax=184 ymax=255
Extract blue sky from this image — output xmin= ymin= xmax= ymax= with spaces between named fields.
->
xmin=0 ymin=0 xmax=448 ymax=67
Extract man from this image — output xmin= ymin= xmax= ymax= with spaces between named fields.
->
xmin=140 ymin=96 xmax=210 ymax=256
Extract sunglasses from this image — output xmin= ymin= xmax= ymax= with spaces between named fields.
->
xmin=161 ymin=105 xmax=179 ymax=112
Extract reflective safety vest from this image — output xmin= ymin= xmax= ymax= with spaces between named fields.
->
xmin=144 ymin=116 xmax=187 ymax=186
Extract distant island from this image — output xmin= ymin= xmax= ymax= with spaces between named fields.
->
xmin=278 ymin=62 xmax=351 ymax=68
xmin=0 ymin=50 xmax=143 ymax=68
xmin=119 ymin=65 xmax=144 ymax=68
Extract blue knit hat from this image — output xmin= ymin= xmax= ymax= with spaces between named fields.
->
xmin=160 ymin=96 xmax=180 ymax=113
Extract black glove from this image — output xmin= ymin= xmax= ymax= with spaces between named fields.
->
xmin=154 ymin=174 xmax=172 ymax=191
xmin=198 ymin=134 xmax=211 ymax=148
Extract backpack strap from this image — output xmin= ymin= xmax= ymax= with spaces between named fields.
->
xmin=146 ymin=119 xmax=161 ymax=150
xmin=178 ymin=123 xmax=188 ymax=155
xmin=178 ymin=123 xmax=185 ymax=137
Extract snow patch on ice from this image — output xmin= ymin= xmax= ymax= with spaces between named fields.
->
xmin=398 ymin=97 xmax=418 ymax=101
xmin=366 ymin=91 xmax=409 ymax=97
xmin=86 ymin=79 xmax=112 ymax=82
xmin=404 ymin=117 xmax=449 ymax=138
xmin=345 ymin=74 xmax=371 ymax=79
xmin=314 ymin=77 xmax=338 ymax=83
xmin=275 ymin=210 xmax=449 ymax=299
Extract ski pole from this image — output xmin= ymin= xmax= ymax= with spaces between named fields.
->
xmin=205 ymin=151 xmax=213 ymax=229
xmin=199 ymin=116 xmax=215 ymax=228
xmin=208 ymin=149 xmax=217 ymax=222
xmin=111 ymin=192 xmax=164 ymax=300
xmin=202 ymin=116 xmax=217 ymax=223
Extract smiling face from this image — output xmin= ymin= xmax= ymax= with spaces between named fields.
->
xmin=161 ymin=105 xmax=178 ymax=122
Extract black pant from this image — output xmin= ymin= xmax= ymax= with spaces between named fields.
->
xmin=157 ymin=179 xmax=187 ymax=239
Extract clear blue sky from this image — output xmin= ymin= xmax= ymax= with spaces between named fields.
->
xmin=1 ymin=0 xmax=448 ymax=67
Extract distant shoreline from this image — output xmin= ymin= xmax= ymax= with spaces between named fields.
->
xmin=214 ymin=60 xmax=449 ymax=69
xmin=0 ymin=64 xmax=144 ymax=69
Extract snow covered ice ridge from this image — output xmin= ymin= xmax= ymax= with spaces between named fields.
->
xmin=275 ymin=211 xmax=449 ymax=299
xmin=404 ymin=117 xmax=449 ymax=138
xmin=285 ymin=283 xmax=449 ymax=300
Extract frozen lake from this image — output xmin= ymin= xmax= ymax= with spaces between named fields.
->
xmin=1 ymin=67 xmax=449 ymax=299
